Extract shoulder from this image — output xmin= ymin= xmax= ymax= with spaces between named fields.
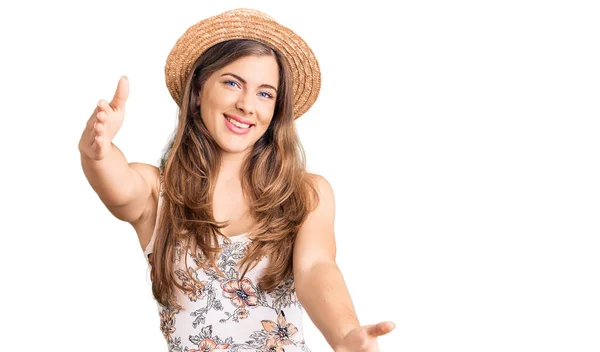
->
xmin=129 ymin=162 xmax=161 ymax=199
xmin=127 ymin=163 xmax=161 ymax=252
xmin=307 ymin=172 xmax=328 ymax=185
xmin=294 ymin=173 xmax=337 ymax=270
xmin=306 ymin=172 xmax=335 ymax=207
xmin=300 ymin=173 xmax=335 ymax=225
xmin=129 ymin=161 xmax=160 ymax=178
xmin=127 ymin=162 xmax=161 ymax=228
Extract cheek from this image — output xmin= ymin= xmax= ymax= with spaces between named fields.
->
xmin=257 ymin=118 xmax=274 ymax=133
xmin=199 ymin=94 xmax=223 ymax=122
xmin=258 ymin=104 xmax=276 ymax=123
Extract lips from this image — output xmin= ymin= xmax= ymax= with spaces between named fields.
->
xmin=224 ymin=113 xmax=254 ymax=126
xmin=223 ymin=114 xmax=252 ymax=135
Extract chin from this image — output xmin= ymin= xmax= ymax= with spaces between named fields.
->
xmin=217 ymin=140 xmax=253 ymax=155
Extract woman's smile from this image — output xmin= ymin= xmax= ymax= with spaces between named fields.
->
xmin=224 ymin=114 xmax=253 ymax=135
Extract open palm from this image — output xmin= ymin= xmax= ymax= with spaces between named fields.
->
xmin=79 ymin=75 xmax=129 ymax=160
xmin=335 ymin=321 xmax=396 ymax=352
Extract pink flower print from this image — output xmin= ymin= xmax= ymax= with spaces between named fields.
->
xmin=221 ymin=277 xmax=259 ymax=308
xmin=188 ymin=338 xmax=230 ymax=352
xmin=174 ymin=269 xmax=206 ymax=302
xmin=261 ymin=310 xmax=299 ymax=346
xmin=264 ymin=335 xmax=285 ymax=351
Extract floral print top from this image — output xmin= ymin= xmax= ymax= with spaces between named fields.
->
xmin=143 ymin=194 xmax=312 ymax=352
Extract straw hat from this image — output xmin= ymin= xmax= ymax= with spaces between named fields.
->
xmin=164 ymin=8 xmax=321 ymax=120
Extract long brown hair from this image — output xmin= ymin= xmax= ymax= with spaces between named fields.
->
xmin=150 ymin=39 xmax=319 ymax=310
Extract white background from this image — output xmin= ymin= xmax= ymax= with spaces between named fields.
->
xmin=1 ymin=0 xmax=599 ymax=351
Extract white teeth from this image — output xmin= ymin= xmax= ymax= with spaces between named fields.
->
xmin=226 ymin=116 xmax=251 ymax=128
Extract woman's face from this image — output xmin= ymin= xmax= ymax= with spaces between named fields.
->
xmin=197 ymin=55 xmax=279 ymax=156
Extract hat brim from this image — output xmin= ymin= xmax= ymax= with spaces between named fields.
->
xmin=165 ymin=8 xmax=321 ymax=120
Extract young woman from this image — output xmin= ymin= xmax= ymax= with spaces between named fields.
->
xmin=79 ymin=8 xmax=395 ymax=352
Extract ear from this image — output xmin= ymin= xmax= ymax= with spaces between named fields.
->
xmin=196 ymin=90 xmax=202 ymax=107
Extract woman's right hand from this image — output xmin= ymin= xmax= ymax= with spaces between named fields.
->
xmin=79 ymin=75 xmax=129 ymax=160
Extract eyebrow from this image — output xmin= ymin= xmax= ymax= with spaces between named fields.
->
xmin=220 ymin=73 xmax=278 ymax=93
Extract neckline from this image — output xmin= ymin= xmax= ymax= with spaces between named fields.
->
xmin=221 ymin=232 xmax=249 ymax=241
xmin=226 ymin=232 xmax=247 ymax=238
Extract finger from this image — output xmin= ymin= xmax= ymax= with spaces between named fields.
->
xmin=110 ymin=75 xmax=129 ymax=112
xmin=366 ymin=321 xmax=396 ymax=337
xmin=96 ymin=111 xmax=107 ymax=123
xmin=89 ymin=119 xmax=103 ymax=144
xmin=96 ymin=135 xmax=105 ymax=150
xmin=88 ymin=111 xmax=105 ymax=135
xmin=97 ymin=99 xmax=111 ymax=113
xmin=92 ymin=134 xmax=102 ymax=149
xmin=94 ymin=121 xmax=103 ymax=134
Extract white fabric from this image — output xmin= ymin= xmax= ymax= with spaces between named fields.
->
xmin=143 ymin=193 xmax=312 ymax=352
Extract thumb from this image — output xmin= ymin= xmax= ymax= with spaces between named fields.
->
xmin=110 ymin=75 xmax=129 ymax=112
xmin=365 ymin=321 xmax=396 ymax=338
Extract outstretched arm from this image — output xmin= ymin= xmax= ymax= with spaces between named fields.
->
xmin=79 ymin=76 xmax=156 ymax=224
xmin=293 ymin=174 xmax=395 ymax=351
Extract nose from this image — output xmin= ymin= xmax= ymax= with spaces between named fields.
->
xmin=235 ymin=91 xmax=255 ymax=116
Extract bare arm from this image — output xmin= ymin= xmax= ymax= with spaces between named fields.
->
xmin=293 ymin=174 xmax=395 ymax=351
xmin=80 ymin=147 xmax=156 ymax=223
xmin=78 ymin=76 xmax=157 ymax=224
xmin=293 ymin=174 xmax=359 ymax=349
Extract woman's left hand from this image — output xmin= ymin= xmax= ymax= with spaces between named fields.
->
xmin=334 ymin=321 xmax=396 ymax=352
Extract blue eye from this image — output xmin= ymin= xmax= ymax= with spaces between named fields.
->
xmin=225 ymin=80 xmax=273 ymax=99
xmin=224 ymin=80 xmax=239 ymax=88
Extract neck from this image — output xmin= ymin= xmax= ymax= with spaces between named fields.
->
xmin=218 ymin=149 xmax=249 ymax=182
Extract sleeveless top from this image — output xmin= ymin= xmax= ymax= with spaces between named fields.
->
xmin=143 ymin=192 xmax=312 ymax=352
